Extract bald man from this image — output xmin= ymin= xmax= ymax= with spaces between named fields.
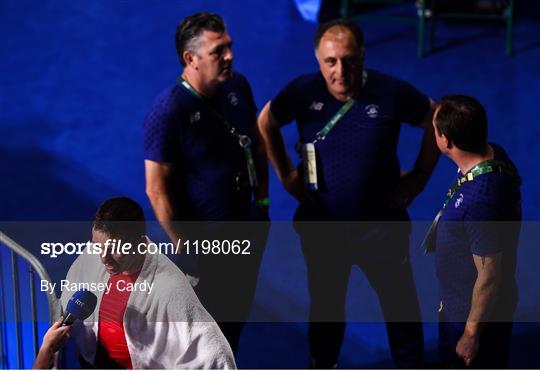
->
xmin=258 ymin=20 xmax=439 ymax=368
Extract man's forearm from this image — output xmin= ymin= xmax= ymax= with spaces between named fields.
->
xmin=465 ymin=258 xmax=502 ymax=337
xmin=252 ymin=125 xmax=269 ymax=200
xmin=147 ymin=191 xmax=184 ymax=245
xmin=258 ymin=103 xmax=294 ymax=181
xmin=413 ymin=99 xmax=439 ymax=178
xmin=33 ymin=348 xmax=55 ymax=369
xmin=414 ymin=122 xmax=440 ymax=178
xmin=264 ymin=126 xmax=293 ymax=181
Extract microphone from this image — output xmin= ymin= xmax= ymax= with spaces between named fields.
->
xmin=61 ymin=290 xmax=98 ymax=326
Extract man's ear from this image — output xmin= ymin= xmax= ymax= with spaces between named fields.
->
xmin=442 ymin=133 xmax=452 ymax=150
xmin=183 ymin=50 xmax=196 ymax=68
xmin=433 ymin=123 xmax=452 ymax=150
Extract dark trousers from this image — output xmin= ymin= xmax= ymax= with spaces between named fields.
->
xmin=190 ymin=215 xmax=269 ymax=354
xmin=193 ymin=250 xmax=263 ymax=353
xmin=439 ymin=320 xmax=513 ymax=369
xmin=299 ymin=225 xmax=424 ymax=368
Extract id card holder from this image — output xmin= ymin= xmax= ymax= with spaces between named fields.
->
xmin=301 ymin=143 xmax=318 ymax=190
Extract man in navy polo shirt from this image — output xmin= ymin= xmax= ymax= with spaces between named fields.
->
xmin=258 ymin=19 xmax=439 ymax=367
xmin=143 ymin=12 xmax=268 ymax=354
xmin=432 ymin=95 xmax=521 ymax=368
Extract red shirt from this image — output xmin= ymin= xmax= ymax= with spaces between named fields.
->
xmin=96 ymin=272 xmax=139 ymax=369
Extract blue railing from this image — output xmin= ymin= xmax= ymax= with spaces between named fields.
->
xmin=0 ymin=231 xmax=60 ymax=369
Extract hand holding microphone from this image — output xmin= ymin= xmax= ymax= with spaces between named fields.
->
xmin=42 ymin=320 xmax=72 ymax=352
xmin=33 ymin=290 xmax=97 ymax=369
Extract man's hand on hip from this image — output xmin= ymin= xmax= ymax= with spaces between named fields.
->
xmin=456 ymin=330 xmax=480 ymax=367
xmin=282 ymin=170 xmax=315 ymax=206
xmin=388 ymin=169 xmax=429 ymax=209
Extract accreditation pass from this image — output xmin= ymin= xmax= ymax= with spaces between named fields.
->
xmin=301 ymin=142 xmax=318 ymax=190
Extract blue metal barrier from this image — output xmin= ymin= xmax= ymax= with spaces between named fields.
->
xmin=0 ymin=231 xmax=60 ymax=369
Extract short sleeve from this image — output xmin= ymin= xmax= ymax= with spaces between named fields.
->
xmin=238 ymin=74 xmax=257 ymax=119
xmin=463 ymin=202 xmax=504 ymax=256
xmin=143 ymin=100 xmax=180 ymax=163
xmin=395 ymin=79 xmax=430 ymax=126
xmin=269 ymin=78 xmax=302 ymax=125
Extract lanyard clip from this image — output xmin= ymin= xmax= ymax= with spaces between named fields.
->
xmin=238 ymin=135 xmax=252 ymax=148
xmin=314 ymin=133 xmax=325 ymax=144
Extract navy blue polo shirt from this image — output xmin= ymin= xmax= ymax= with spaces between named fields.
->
xmin=270 ymin=69 xmax=430 ymax=220
xmin=435 ymin=143 xmax=522 ymax=321
xmin=144 ymin=72 xmax=257 ymax=220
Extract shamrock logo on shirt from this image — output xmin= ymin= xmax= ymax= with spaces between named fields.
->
xmin=365 ymin=104 xmax=379 ymax=118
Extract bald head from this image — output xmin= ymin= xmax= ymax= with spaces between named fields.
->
xmin=314 ymin=19 xmax=364 ymax=53
xmin=317 ymin=26 xmax=362 ymax=57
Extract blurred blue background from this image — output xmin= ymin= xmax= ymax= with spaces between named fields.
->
xmin=1 ymin=0 xmax=539 ymax=368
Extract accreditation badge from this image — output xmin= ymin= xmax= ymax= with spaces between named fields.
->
xmin=301 ymin=142 xmax=318 ymax=190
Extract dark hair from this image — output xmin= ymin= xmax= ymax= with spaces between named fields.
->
xmin=314 ymin=19 xmax=364 ymax=51
xmin=93 ymin=197 xmax=145 ymax=240
xmin=175 ymin=12 xmax=226 ymax=66
xmin=434 ymin=95 xmax=488 ymax=154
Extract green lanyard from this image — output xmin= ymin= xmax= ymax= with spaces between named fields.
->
xmin=422 ymin=159 xmax=521 ymax=253
xmin=177 ymin=77 xmax=258 ymax=188
xmin=311 ymin=70 xmax=368 ymax=144
xmin=313 ymin=99 xmax=355 ymax=143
